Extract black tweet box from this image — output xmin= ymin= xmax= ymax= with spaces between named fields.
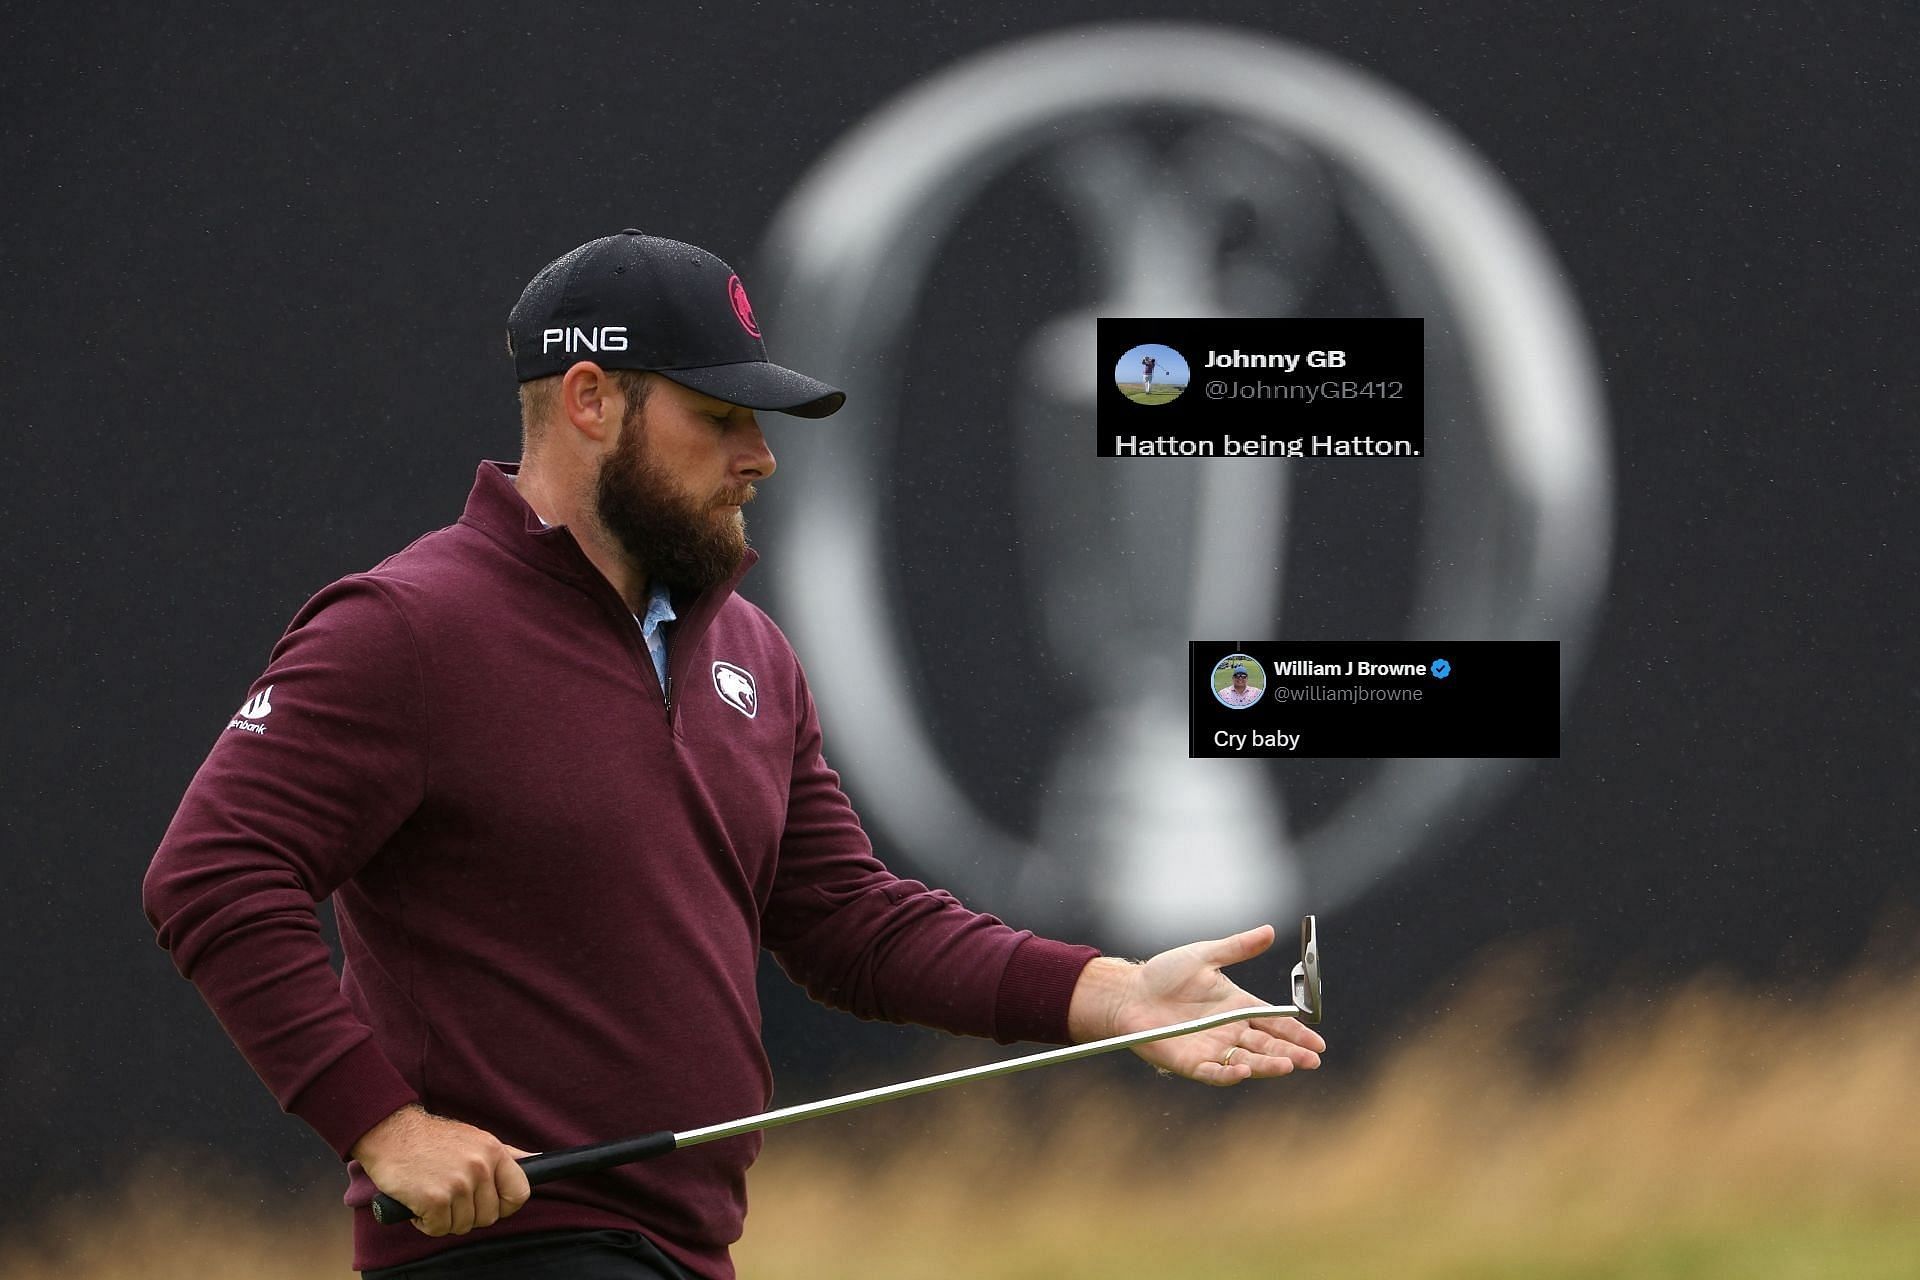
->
xmin=1097 ymin=318 xmax=1424 ymax=458
xmin=1190 ymin=642 xmax=1560 ymax=759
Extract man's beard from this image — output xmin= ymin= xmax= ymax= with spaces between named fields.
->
xmin=594 ymin=409 xmax=753 ymax=595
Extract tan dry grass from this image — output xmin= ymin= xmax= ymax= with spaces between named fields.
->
xmin=733 ymin=957 xmax=1920 ymax=1277
xmin=0 ymin=1167 xmax=343 ymax=1280
xmin=8 ymin=956 xmax=1919 ymax=1278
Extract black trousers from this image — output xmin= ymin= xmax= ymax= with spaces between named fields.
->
xmin=363 ymin=1229 xmax=693 ymax=1279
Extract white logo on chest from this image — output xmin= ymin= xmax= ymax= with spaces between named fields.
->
xmin=711 ymin=662 xmax=757 ymax=719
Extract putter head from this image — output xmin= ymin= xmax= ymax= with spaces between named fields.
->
xmin=1288 ymin=915 xmax=1322 ymax=1024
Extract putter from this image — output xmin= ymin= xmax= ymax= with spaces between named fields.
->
xmin=373 ymin=915 xmax=1322 ymax=1225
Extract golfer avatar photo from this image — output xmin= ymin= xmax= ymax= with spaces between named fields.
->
xmin=1212 ymin=655 xmax=1267 ymax=709
xmin=1115 ymin=343 xmax=1190 ymax=404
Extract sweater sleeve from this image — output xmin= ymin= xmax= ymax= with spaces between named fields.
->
xmin=760 ymin=666 xmax=1100 ymax=1045
xmin=142 ymin=576 xmax=425 ymax=1158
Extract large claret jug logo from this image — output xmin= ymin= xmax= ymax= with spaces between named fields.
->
xmin=756 ymin=24 xmax=1612 ymax=946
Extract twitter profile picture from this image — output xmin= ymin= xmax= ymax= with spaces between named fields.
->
xmin=1115 ymin=344 xmax=1190 ymax=405
xmin=1212 ymin=654 xmax=1266 ymax=709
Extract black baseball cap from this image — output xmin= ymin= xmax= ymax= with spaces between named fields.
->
xmin=507 ymin=230 xmax=845 ymax=418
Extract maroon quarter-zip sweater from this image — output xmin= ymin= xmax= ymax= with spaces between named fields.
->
xmin=143 ymin=460 xmax=1099 ymax=1277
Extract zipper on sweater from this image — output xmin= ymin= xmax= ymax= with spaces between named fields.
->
xmin=596 ymin=595 xmax=672 ymax=723
xmin=659 ymin=617 xmax=674 ymax=719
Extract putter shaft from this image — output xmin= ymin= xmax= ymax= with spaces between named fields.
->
xmin=373 ymin=1004 xmax=1300 ymax=1224
xmin=372 ymin=916 xmax=1321 ymax=1224
xmin=678 ymin=1000 xmax=1309 ymax=1147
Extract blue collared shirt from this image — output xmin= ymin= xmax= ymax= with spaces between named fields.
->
xmin=636 ymin=580 xmax=677 ymax=693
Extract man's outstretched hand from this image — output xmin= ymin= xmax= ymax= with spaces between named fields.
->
xmin=1067 ymin=924 xmax=1325 ymax=1086
xmin=352 ymin=1104 xmax=534 ymax=1237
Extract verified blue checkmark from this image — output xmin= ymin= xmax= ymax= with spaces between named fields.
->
xmin=1431 ymin=658 xmax=1451 ymax=679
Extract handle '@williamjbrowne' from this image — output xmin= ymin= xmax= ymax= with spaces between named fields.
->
xmin=370 ymin=1130 xmax=679 ymax=1225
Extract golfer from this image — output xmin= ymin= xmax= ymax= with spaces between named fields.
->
xmin=143 ymin=231 xmax=1325 ymax=1280
xmin=1141 ymin=352 xmax=1157 ymax=394
xmin=1218 ymin=665 xmax=1264 ymax=708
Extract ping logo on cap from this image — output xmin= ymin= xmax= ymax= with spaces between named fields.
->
xmin=542 ymin=326 xmax=629 ymax=353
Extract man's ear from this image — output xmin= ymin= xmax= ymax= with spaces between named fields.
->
xmin=560 ymin=362 xmax=617 ymax=443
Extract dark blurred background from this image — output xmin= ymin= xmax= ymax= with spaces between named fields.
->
xmin=3 ymin=0 xmax=1915 ymax=1221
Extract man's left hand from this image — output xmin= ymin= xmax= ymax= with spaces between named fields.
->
xmin=1066 ymin=925 xmax=1326 ymax=1086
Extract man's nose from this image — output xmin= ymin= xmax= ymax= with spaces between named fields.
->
xmin=737 ymin=421 xmax=775 ymax=479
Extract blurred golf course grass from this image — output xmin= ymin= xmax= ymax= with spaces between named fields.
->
xmin=1118 ymin=382 xmax=1186 ymax=404
xmin=8 ymin=951 xmax=1917 ymax=1278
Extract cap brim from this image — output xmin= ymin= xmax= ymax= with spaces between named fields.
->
xmin=658 ymin=361 xmax=846 ymax=419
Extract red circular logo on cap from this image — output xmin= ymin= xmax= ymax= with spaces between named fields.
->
xmin=728 ymin=274 xmax=761 ymax=338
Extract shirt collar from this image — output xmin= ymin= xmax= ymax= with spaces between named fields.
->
xmin=637 ymin=580 xmax=677 ymax=637
xmin=518 ymin=479 xmax=678 ymax=630
xmin=458 ymin=458 xmax=758 ymax=597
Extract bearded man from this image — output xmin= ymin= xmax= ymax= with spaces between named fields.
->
xmin=142 ymin=231 xmax=1325 ymax=1280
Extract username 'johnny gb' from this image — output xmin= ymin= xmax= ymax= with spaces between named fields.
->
xmin=1203 ymin=349 xmax=1347 ymax=372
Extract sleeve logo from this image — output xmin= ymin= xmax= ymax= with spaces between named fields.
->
xmin=227 ymin=685 xmax=274 ymax=735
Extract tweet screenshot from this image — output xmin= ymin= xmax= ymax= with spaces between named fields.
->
xmin=1097 ymin=318 xmax=1425 ymax=458
xmin=1190 ymin=643 xmax=1560 ymax=758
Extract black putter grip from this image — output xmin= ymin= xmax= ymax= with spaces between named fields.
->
xmin=370 ymin=1130 xmax=679 ymax=1225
